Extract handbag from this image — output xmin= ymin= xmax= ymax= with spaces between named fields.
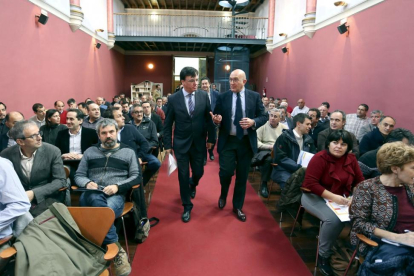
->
xmin=330 ymin=239 xmax=360 ymax=276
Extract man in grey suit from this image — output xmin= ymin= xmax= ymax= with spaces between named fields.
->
xmin=164 ymin=67 xmax=216 ymax=223
xmin=211 ymin=69 xmax=267 ymax=222
xmin=0 ymin=121 xmax=66 ymax=217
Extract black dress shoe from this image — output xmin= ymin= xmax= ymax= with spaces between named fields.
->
xmin=260 ymin=185 xmax=269 ymax=198
xmin=182 ymin=211 xmax=191 ymax=223
xmin=233 ymin=208 xmax=246 ymax=222
xmin=317 ymin=254 xmax=333 ymax=276
xmin=218 ymin=198 xmax=226 ymax=209
xmin=209 ymin=154 xmax=215 ymax=161
xmin=190 ymin=185 xmax=196 ymax=199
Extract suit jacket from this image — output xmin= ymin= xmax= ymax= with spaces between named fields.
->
xmin=55 ymin=127 xmax=98 ymax=154
xmin=0 ymin=132 xmax=8 ymax=152
xmin=148 ymin=112 xmax=163 ymax=137
xmin=209 ymin=89 xmax=219 ymax=112
xmin=163 ymin=89 xmax=215 ymax=155
xmin=213 ymin=89 xmax=267 ymax=154
xmin=0 ymin=143 xmax=66 ymax=204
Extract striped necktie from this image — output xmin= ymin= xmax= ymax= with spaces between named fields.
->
xmin=188 ymin=93 xmax=194 ymax=117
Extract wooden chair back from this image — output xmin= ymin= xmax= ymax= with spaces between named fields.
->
xmin=68 ymin=207 xmax=115 ymax=246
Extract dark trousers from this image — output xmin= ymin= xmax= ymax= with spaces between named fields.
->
xmin=175 ymin=143 xmax=204 ymax=211
xmin=219 ymin=135 xmax=253 ymax=209
xmin=142 ymin=153 xmax=161 ymax=186
xmin=260 ymin=153 xmax=272 ymax=183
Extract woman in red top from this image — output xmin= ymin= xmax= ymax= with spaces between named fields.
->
xmin=301 ymin=130 xmax=364 ymax=276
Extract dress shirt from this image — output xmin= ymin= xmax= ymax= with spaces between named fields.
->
xmin=344 ymin=113 xmax=370 ymax=139
xmin=0 ymin=157 xmax=31 ymax=238
xmin=182 ymin=88 xmax=196 ymax=115
xmin=280 ymin=120 xmax=289 ymax=128
xmin=117 ymin=126 xmax=124 ymax=141
xmin=207 ymin=91 xmax=211 ymax=103
xmin=19 ymin=148 xmax=37 ymax=180
xmin=69 ymin=127 xmax=82 ymax=154
xmin=230 ymin=88 xmax=247 ymax=136
xmin=291 ymin=106 xmax=310 ymax=117
xmin=28 ymin=115 xmax=46 ymax=128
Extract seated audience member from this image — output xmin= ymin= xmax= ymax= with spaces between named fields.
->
xmin=317 ymin=110 xmax=360 ymax=158
xmin=344 ymin=103 xmax=370 ymax=140
xmin=268 ymin=102 xmax=276 ymax=110
xmin=96 ymin=97 xmax=107 ymax=114
xmin=278 ymin=106 xmax=294 ymax=129
xmin=142 ymin=101 xmax=163 ymax=157
xmin=85 ymin=98 xmax=92 ymax=103
xmin=269 ymin=97 xmax=275 ymax=103
xmin=103 ymin=108 xmax=160 ymax=186
xmin=0 ymin=102 xmax=7 ymax=135
xmin=279 ymin=102 xmax=291 ymax=118
xmin=28 ymin=103 xmax=46 ymax=128
xmin=82 ymin=102 xmax=103 ymax=130
xmin=40 ymin=109 xmax=68 ymax=145
xmin=141 ymin=95 xmax=148 ymax=103
xmin=0 ymin=112 xmax=24 ymax=152
xmin=262 ymin=97 xmax=270 ymax=111
xmin=131 ymin=104 xmax=159 ymax=153
xmin=275 ymin=98 xmax=282 ymax=107
xmin=112 ymin=95 xmax=121 ymax=106
xmin=256 ymin=108 xmax=288 ymax=197
xmin=302 ymin=130 xmax=364 ymax=276
xmin=291 ymin=99 xmax=309 ymax=117
xmin=350 ymin=142 xmax=414 ymax=275
xmin=0 ymin=121 xmax=67 ymax=217
xmin=359 ymin=116 xmax=395 ymax=156
xmin=281 ymin=98 xmax=293 ymax=114
xmin=55 ymin=109 xmax=98 ymax=160
xmin=308 ymin=108 xmax=327 ymax=145
xmin=359 ymin=128 xmax=414 ymax=169
xmin=271 ymin=113 xmax=316 ymax=189
xmin=151 ymin=100 xmax=165 ymax=123
xmin=74 ymin=119 xmax=140 ymax=276
xmin=77 ymin=102 xmax=88 ymax=115
xmin=161 ymin=96 xmax=168 ymax=112
xmin=67 ymin=98 xmax=77 ymax=109
xmin=54 ymin=100 xmax=67 ymax=125
xmin=119 ymin=93 xmax=126 ymax=99
xmin=357 ymin=109 xmax=383 ymax=141
xmin=120 ymin=99 xmax=132 ymax=123
xmin=318 ymin=105 xmax=330 ymax=129
xmin=0 ymin=157 xmax=32 ymax=271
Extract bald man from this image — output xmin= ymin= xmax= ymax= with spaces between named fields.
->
xmin=291 ymin=98 xmax=309 ymax=117
xmin=0 ymin=111 xmax=24 ymax=152
xmin=211 ymin=69 xmax=267 ymax=222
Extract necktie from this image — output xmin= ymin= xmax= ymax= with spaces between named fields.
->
xmin=234 ymin=93 xmax=243 ymax=139
xmin=188 ymin=93 xmax=194 ymax=117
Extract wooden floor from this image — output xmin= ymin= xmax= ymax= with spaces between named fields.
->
xmin=118 ymin=159 xmax=325 ymax=276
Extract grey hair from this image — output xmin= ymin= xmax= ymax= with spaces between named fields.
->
xmin=268 ymin=108 xmax=281 ymax=115
xmin=371 ymin=110 xmax=383 ymax=116
xmin=96 ymin=118 xmax=119 ymax=134
xmin=331 ymin=110 xmax=346 ymax=121
xmin=10 ymin=120 xmax=37 ymax=140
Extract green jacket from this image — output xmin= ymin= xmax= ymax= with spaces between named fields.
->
xmin=13 ymin=203 xmax=109 ymax=276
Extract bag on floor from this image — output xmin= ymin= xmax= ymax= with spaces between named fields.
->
xmin=330 ymin=239 xmax=360 ymax=276
xmin=134 ymin=217 xmax=160 ymax=243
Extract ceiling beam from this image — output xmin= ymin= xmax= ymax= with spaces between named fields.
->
xmin=170 ymin=42 xmax=174 ymax=51
xmin=170 ymin=0 xmax=174 ymax=9
xmin=186 ymin=0 xmax=188 ymax=9
xmin=251 ymin=0 xmax=264 ymax=12
xmin=152 ymin=42 xmax=159 ymax=50
xmin=135 ymin=42 xmax=146 ymax=51
xmin=162 ymin=0 xmax=167 ymax=9
xmin=154 ymin=0 xmax=160 ymax=9
xmin=207 ymin=43 xmax=213 ymax=52
xmin=139 ymin=0 xmax=146 ymax=8
xmin=147 ymin=0 xmax=153 ymax=9
xmin=120 ymin=0 xmax=130 ymax=8
xmin=206 ymin=0 xmax=212 ymax=10
xmin=199 ymin=43 xmax=204 ymax=52
xmin=193 ymin=1 xmax=196 ymax=9
xmin=179 ymin=0 xmax=181 ymax=9
xmin=192 ymin=43 xmax=196 ymax=51
xmin=143 ymin=41 xmax=151 ymax=50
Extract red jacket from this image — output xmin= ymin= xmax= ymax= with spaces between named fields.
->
xmin=302 ymin=150 xmax=364 ymax=197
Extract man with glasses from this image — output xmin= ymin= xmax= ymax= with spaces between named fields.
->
xmin=131 ymin=104 xmax=159 ymax=152
xmin=0 ymin=121 xmax=66 ymax=217
xmin=164 ymin=67 xmax=216 ymax=223
xmin=357 ymin=110 xmax=383 ymax=141
xmin=211 ymin=69 xmax=267 ymax=222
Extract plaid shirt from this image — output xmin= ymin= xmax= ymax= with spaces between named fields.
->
xmin=344 ymin=113 xmax=370 ymax=139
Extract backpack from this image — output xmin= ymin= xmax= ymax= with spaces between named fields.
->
xmin=330 ymin=239 xmax=360 ymax=276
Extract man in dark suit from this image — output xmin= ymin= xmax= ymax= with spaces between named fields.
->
xmin=211 ymin=69 xmax=267 ymax=222
xmin=163 ymin=67 xmax=216 ymax=223
xmin=0 ymin=121 xmax=67 ymax=217
xmin=55 ymin=109 xmax=98 ymax=159
xmin=201 ymin=77 xmax=219 ymax=162
xmin=142 ymin=101 xmax=163 ymax=158
xmin=0 ymin=111 xmax=25 ymax=152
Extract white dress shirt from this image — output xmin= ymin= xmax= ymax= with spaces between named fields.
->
xmin=69 ymin=127 xmax=82 ymax=154
xmin=19 ymin=148 xmax=37 ymax=180
xmin=182 ymin=89 xmax=196 ymax=115
xmin=230 ymin=88 xmax=247 ymax=136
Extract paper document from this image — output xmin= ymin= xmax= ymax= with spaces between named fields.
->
xmin=297 ymin=151 xmax=315 ymax=168
xmin=168 ymin=153 xmax=177 ymax=176
xmin=381 ymin=238 xmax=414 ymax=248
xmin=324 ymin=199 xmax=350 ymax=222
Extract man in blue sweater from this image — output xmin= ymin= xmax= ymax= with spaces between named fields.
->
xmin=75 ymin=118 xmax=140 ymax=276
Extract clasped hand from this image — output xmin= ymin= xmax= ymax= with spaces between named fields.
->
xmin=209 ymin=112 xmax=254 ymax=129
xmin=62 ymin=153 xmax=83 ymax=160
xmin=86 ymin=182 xmax=118 ymax=195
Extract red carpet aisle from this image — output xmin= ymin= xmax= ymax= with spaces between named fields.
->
xmin=131 ymin=155 xmax=311 ymax=276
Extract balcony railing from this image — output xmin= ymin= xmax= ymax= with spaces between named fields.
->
xmin=114 ymin=14 xmax=268 ymax=40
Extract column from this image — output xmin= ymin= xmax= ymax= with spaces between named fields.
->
xmin=69 ymin=0 xmax=84 ymax=32
xmin=267 ymin=0 xmax=275 ymax=44
xmin=302 ymin=0 xmax=317 ymax=38
xmin=107 ymin=0 xmax=116 ymax=49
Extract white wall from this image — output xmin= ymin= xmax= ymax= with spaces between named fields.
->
xmin=42 ymin=0 xmax=70 ymax=16
xmin=81 ymin=0 xmax=108 ymax=40
xmin=316 ymin=0 xmax=368 ymax=24
xmin=273 ymin=0 xmax=306 ymax=44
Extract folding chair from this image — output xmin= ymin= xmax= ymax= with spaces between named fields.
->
xmin=343 ymin=234 xmax=378 ymax=276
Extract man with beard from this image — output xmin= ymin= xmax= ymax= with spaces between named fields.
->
xmin=0 ymin=102 xmax=7 ymax=135
xmin=75 ymin=118 xmax=140 ymax=276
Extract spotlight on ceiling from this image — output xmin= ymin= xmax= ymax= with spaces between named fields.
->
xmin=218 ymin=0 xmax=250 ymax=8
xmin=334 ymin=1 xmax=347 ymax=6
xmin=95 ymin=43 xmax=102 ymax=49
xmin=35 ymin=10 xmax=49 ymax=25
xmin=281 ymin=47 xmax=289 ymax=54
xmin=337 ymin=23 xmax=349 ymax=35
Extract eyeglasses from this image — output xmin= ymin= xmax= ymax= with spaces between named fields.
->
xmin=133 ymin=111 xmax=143 ymax=114
xmin=229 ymin=78 xmax=241 ymax=83
xmin=23 ymin=131 xmax=43 ymax=140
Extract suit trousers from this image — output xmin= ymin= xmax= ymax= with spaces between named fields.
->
xmin=175 ymin=143 xmax=204 ymax=211
xmin=219 ymin=135 xmax=253 ymax=209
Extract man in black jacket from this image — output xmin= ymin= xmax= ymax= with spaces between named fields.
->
xmin=142 ymin=101 xmax=163 ymax=157
xmin=164 ymin=67 xmax=216 ymax=223
xmin=131 ymin=105 xmax=159 ymax=150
